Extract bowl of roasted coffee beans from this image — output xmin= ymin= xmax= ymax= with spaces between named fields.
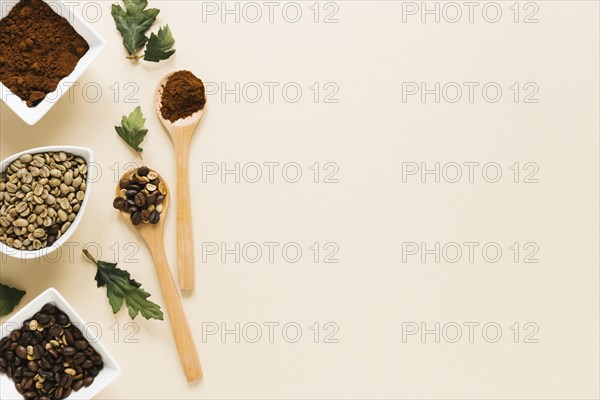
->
xmin=112 ymin=166 xmax=167 ymax=226
xmin=0 ymin=146 xmax=94 ymax=260
xmin=0 ymin=288 xmax=122 ymax=399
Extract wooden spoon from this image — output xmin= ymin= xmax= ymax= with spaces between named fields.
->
xmin=116 ymin=170 xmax=202 ymax=382
xmin=154 ymin=72 xmax=205 ymax=292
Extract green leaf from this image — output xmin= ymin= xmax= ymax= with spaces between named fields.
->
xmin=115 ymin=106 xmax=148 ymax=158
xmin=0 ymin=283 xmax=26 ymax=317
xmin=111 ymin=0 xmax=160 ymax=56
xmin=83 ymin=249 xmax=164 ymax=321
xmin=144 ymin=25 xmax=176 ymax=62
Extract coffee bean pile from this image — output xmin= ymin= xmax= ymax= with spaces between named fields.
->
xmin=113 ymin=166 xmax=166 ymax=225
xmin=0 ymin=303 xmax=103 ymax=400
xmin=0 ymin=152 xmax=88 ymax=251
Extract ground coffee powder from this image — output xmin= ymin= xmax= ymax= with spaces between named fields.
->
xmin=0 ymin=0 xmax=89 ymax=107
xmin=160 ymin=70 xmax=206 ymax=122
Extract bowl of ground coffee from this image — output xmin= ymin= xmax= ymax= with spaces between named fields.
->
xmin=0 ymin=0 xmax=106 ymax=125
xmin=0 ymin=288 xmax=122 ymax=400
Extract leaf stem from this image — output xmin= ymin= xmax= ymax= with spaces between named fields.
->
xmin=82 ymin=248 xmax=98 ymax=265
xmin=126 ymin=55 xmax=143 ymax=60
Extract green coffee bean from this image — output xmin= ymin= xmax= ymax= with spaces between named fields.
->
xmin=0 ymin=152 xmax=88 ymax=251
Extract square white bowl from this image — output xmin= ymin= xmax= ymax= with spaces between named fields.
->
xmin=0 ymin=146 xmax=94 ymax=260
xmin=0 ymin=288 xmax=122 ymax=399
xmin=0 ymin=0 xmax=106 ymax=125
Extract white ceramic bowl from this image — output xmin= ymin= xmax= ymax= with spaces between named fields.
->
xmin=0 ymin=146 xmax=94 ymax=260
xmin=0 ymin=0 xmax=106 ymax=125
xmin=0 ymin=288 xmax=122 ymax=399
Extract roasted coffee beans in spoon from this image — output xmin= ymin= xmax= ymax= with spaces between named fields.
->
xmin=113 ymin=166 xmax=167 ymax=225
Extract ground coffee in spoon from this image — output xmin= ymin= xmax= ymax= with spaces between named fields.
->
xmin=160 ymin=70 xmax=206 ymax=122
xmin=0 ymin=0 xmax=89 ymax=107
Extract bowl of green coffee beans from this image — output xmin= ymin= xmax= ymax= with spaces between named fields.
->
xmin=0 ymin=146 xmax=94 ymax=260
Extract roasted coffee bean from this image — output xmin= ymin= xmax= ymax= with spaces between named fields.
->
xmin=133 ymin=175 xmax=146 ymax=186
xmin=88 ymin=366 xmax=100 ymax=377
xmin=23 ymin=390 xmax=37 ymax=399
xmin=0 ymin=337 xmax=10 ymax=351
xmin=73 ymin=352 xmax=86 ymax=365
xmin=146 ymin=193 xmax=157 ymax=205
xmin=131 ymin=211 xmax=143 ymax=225
xmin=23 ymin=369 xmax=36 ymax=378
xmin=75 ymin=364 xmax=84 ymax=374
xmin=134 ymin=192 xmax=146 ymax=207
xmin=125 ymin=189 xmax=138 ymax=198
xmin=22 ymin=377 xmax=33 ymax=389
xmin=83 ymin=376 xmax=94 ymax=387
xmin=83 ymin=347 xmax=95 ymax=357
xmin=62 ymin=346 xmax=76 ymax=356
xmin=63 ymin=329 xmax=74 ymax=345
xmin=39 ymin=358 xmax=52 ymax=370
xmin=141 ymin=209 xmax=151 ymax=223
xmin=39 ymin=373 xmax=53 ymax=384
xmin=41 ymin=304 xmax=56 ymax=314
xmin=81 ymin=359 xmax=94 ymax=369
xmin=61 ymin=373 xmax=73 ymax=388
xmin=48 ymin=324 xmax=62 ymax=337
xmin=35 ymin=313 xmax=51 ymax=325
xmin=15 ymin=345 xmax=27 ymax=359
xmin=92 ymin=354 xmax=103 ymax=365
xmin=31 ymin=333 xmax=42 ymax=346
xmin=19 ymin=331 xmax=33 ymax=345
xmin=113 ymin=197 xmax=126 ymax=210
xmin=74 ymin=340 xmax=88 ymax=350
xmin=26 ymin=360 xmax=38 ymax=372
xmin=72 ymin=379 xmax=84 ymax=391
xmin=119 ymin=178 xmax=131 ymax=189
xmin=48 ymin=348 xmax=60 ymax=359
xmin=149 ymin=210 xmax=160 ymax=224
xmin=56 ymin=313 xmax=68 ymax=326
xmin=70 ymin=328 xmax=82 ymax=341
xmin=10 ymin=330 xmax=21 ymax=342
xmin=138 ymin=166 xmax=150 ymax=176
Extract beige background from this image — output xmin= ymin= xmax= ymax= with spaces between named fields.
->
xmin=1 ymin=1 xmax=599 ymax=398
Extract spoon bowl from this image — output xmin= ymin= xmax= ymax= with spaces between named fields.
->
xmin=155 ymin=72 xmax=205 ymax=130
xmin=116 ymin=169 xmax=202 ymax=382
xmin=115 ymin=170 xmax=170 ymax=231
xmin=155 ymin=72 xmax=206 ymax=292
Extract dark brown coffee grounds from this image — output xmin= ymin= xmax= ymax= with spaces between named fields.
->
xmin=0 ymin=0 xmax=89 ymax=107
xmin=160 ymin=70 xmax=206 ymax=122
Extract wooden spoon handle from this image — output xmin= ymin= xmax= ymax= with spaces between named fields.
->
xmin=174 ymin=134 xmax=196 ymax=291
xmin=148 ymin=239 xmax=202 ymax=382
